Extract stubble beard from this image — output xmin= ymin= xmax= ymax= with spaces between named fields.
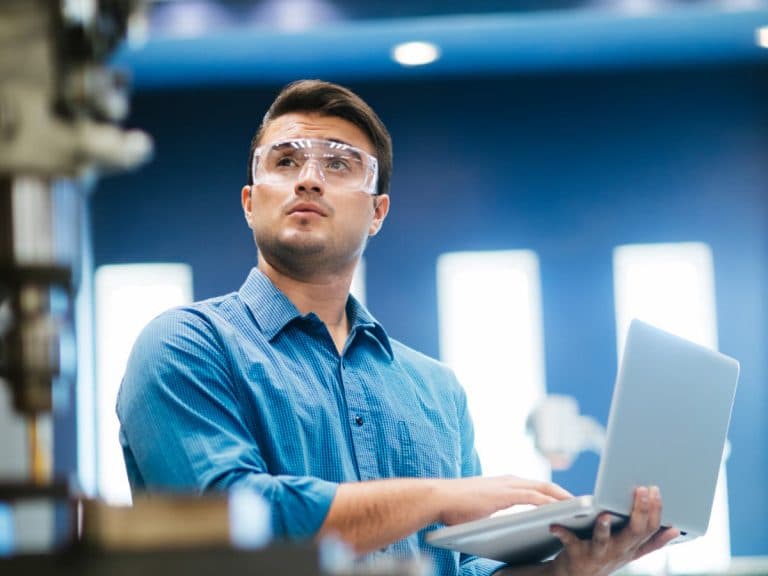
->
xmin=254 ymin=227 xmax=362 ymax=280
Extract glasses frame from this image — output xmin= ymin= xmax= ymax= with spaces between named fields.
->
xmin=251 ymin=138 xmax=379 ymax=196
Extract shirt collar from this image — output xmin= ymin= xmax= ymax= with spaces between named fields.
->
xmin=238 ymin=267 xmax=394 ymax=360
xmin=238 ymin=267 xmax=302 ymax=340
xmin=346 ymin=292 xmax=394 ymax=360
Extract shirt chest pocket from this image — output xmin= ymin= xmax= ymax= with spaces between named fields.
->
xmin=396 ymin=420 xmax=459 ymax=479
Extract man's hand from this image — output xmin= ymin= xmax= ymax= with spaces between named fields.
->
xmin=437 ymin=475 xmax=573 ymax=526
xmin=548 ymin=486 xmax=681 ymax=576
xmin=321 ymin=475 xmax=572 ymax=554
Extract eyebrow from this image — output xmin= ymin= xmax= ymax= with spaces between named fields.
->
xmin=271 ymin=138 xmax=353 ymax=149
xmin=271 ymin=141 xmax=299 ymax=151
xmin=270 ymin=138 xmax=367 ymax=159
xmin=272 ymin=138 xmax=370 ymax=157
xmin=325 ymin=139 xmax=369 ymax=162
xmin=326 ymin=138 xmax=352 ymax=147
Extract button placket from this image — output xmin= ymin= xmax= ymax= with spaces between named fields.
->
xmin=339 ymin=357 xmax=377 ymax=481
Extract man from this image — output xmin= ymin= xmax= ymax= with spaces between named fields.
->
xmin=117 ymin=80 xmax=678 ymax=575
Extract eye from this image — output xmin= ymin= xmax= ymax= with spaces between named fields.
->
xmin=275 ymin=155 xmax=299 ymax=168
xmin=325 ymin=155 xmax=352 ymax=172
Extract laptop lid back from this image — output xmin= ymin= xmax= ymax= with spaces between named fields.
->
xmin=594 ymin=319 xmax=739 ymax=537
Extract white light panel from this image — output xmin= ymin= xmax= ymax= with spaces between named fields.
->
xmin=351 ymin=258 xmax=366 ymax=306
xmin=613 ymin=242 xmax=730 ymax=574
xmin=614 ymin=243 xmax=718 ymax=355
xmin=94 ymin=263 xmax=193 ymax=505
xmin=756 ymin=26 xmax=768 ymax=48
xmin=437 ymin=251 xmax=549 ymax=481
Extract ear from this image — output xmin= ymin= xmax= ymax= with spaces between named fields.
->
xmin=368 ymin=194 xmax=390 ymax=236
xmin=241 ymin=185 xmax=254 ymax=228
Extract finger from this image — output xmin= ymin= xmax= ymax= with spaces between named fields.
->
xmin=539 ymin=481 xmax=574 ymax=500
xmin=550 ymin=525 xmax=579 ymax=547
xmin=503 ymin=476 xmax=573 ymax=500
xmin=592 ymin=515 xmax=612 ymax=553
xmin=634 ymin=527 xmax=681 ymax=559
xmin=618 ymin=486 xmax=651 ymax=548
xmin=511 ymin=489 xmax=560 ymax=507
xmin=646 ymin=486 xmax=662 ymax=532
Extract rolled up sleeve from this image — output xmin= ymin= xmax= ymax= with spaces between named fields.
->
xmin=460 ymin=555 xmax=508 ymax=576
xmin=116 ymin=309 xmax=337 ymax=540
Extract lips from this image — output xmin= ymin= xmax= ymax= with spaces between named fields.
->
xmin=287 ymin=202 xmax=328 ymax=216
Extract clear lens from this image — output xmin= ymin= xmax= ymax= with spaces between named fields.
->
xmin=252 ymin=139 xmax=378 ymax=195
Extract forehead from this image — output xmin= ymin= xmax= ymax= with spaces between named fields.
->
xmin=259 ymin=113 xmax=374 ymax=155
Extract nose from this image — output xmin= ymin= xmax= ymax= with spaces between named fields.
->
xmin=294 ymin=158 xmax=324 ymax=195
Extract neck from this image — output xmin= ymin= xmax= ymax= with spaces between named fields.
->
xmin=257 ymin=256 xmax=354 ymax=349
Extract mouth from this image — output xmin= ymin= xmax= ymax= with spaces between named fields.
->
xmin=287 ymin=203 xmax=328 ymax=217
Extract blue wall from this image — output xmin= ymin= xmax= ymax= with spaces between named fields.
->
xmin=92 ymin=65 xmax=768 ymax=555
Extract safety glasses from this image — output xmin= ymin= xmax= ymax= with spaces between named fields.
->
xmin=251 ymin=138 xmax=379 ymax=196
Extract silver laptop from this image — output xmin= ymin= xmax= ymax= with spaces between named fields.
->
xmin=426 ymin=319 xmax=739 ymax=565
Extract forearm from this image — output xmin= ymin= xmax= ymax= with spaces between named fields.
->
xmin=319 ymin=474 xmax=574 ymax=556
xmin=319 ymin=477 xmax=442 ymax=554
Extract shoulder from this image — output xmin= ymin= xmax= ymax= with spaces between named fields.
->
xmin=389 ymin=338 xmax=450 ymax=373
xmin=128 ymin=292 xmax=244 ymax=366
xmin=140 ymin=292 xmax=239 ymax=337
xmin=119 ymin=294 xmax=243 ymax=408
xmin=388 ymin=338 xmax=466 ymax=399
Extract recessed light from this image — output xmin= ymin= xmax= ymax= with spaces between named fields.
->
xmin=756 ymin=26 xmax=768 ymax=48
xmin=391 ymin=41 xmax=440 ymax=67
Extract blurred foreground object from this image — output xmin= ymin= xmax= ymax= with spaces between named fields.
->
xmin=0 ymin=0 xmax=152 ymax=557
xmin=527 ymin=394 xmax=605 ymax=470
xmin=81 ymin=491 xmax=270 ymax=552
xmin=0 ymin=0 xmax=152 ymax=178
xmin=1 ymin=493 xmax=429 ymax=575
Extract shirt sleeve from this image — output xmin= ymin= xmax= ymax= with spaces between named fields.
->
xmin=116 ymin=308 xmax=337 ymax=540
xmin=460 ymin=555 xmax=508 ymax=576
xmin=454 ymin=374 xmax=509 ymax=576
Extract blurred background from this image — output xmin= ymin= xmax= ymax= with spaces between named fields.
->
xmin=2 ymin=0 xmax=766 ymax=572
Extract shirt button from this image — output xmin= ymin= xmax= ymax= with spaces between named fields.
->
xmin=354 ymin=415 xmax=364 ymax=426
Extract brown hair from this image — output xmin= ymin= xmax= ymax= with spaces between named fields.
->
xmin=247 ymin=80 xmax=392 ymax=196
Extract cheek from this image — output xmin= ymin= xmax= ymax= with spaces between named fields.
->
xmin=340 ymin=202 xmax=376 ymax=236
xmin=249 ymin=188 xmax=284 ymax=217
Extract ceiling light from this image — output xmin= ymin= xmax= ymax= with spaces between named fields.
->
xmin=391 ymin=41 xmax=440 ymax=67
xmin=756 ymin=26 xmax=768 ymax=48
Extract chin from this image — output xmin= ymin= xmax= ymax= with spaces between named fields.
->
xmin=269 ymin=232 xmax=329 ymax=259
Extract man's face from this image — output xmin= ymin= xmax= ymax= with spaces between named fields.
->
xmin=242 ymin=112 xmax=389 ymax=278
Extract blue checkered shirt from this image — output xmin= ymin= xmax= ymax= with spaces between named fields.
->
xmin=117 ymin=267 xmax=505 ymax=575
